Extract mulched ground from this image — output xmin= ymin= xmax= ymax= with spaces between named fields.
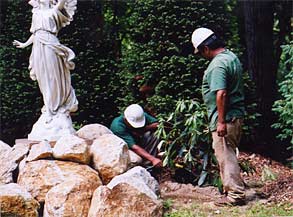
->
xmin=155 ymin=151 xmax=293 ymax=205
xmin=239 ymin=152 xmax=293 ymax=204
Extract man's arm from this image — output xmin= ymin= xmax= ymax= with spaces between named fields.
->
xmin=144 ymin=122 xmax=158 ymax=132
xmin=216 ymin=89 xmax=227 ymax=137
xmin=131 ymin=144 xmax=162 ymax=167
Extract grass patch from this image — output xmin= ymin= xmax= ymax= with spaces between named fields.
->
xmin=163 ymin=201 xmax=293 ymax=217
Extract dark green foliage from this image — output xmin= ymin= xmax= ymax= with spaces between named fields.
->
xmin=0 ymin=0 xmax=274 ymax=156
xmin=117 ymin=0 xmax=239 ymax=116
xmin=156 ymin=99 xmax=218 ymax=186
xmin=0 ymin=0 xmax=121 ymax=143
xmin=272 ymin=42 xmax=293 ymax=149
xmin=242 ymin=71 xmax=261 ymax=143
xmin=0 ymin=0 xmax=41 ymax=144
xmin=61 ymin=1 xmax=121 ymax=127
xmin=156 ymin=100 xmax=211 ymax=167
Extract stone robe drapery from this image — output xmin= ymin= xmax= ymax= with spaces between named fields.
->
xmin=29 ymin=6 xmax=78 ymax=115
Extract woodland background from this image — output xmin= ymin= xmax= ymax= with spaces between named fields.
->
xmin=0 ymin=0 xmax=292 ymax=164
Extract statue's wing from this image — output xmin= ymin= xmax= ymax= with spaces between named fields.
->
xmin=63 ymin=0 xmax=77 ymax=20
xmin=28 ymin=0 xmax=39 ymax=12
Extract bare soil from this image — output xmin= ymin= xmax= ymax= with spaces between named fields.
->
xmin=158 ymin=152 xmax=293 ymax=211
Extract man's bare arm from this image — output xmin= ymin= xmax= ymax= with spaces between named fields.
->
xmin=131 ymin=144 xmax=162 ymax=167
xmin=216 ymin=89 xmax=227 ymax=137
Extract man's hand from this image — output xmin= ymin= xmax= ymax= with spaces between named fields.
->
xmin=132 ymin=144 xmax=162 ymax=168
xmin=217 ymin=122 xmax=227 ymax=137
xmin=144 ymin=123 xmax=158 ymax=132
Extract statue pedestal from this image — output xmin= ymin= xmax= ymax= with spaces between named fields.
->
xmin=28 ymin=113 xmax=76 ymax=142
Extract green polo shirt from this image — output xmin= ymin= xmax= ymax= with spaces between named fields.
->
xmin=110 ymin=112 xmax=157 ymax=148
xmin=202 ymin=49 xmax=245 ymax=131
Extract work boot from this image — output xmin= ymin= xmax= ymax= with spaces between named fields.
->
xmin=214 ymin=196 xmax=246 ymax=207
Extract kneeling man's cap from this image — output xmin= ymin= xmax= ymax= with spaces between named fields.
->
xmin=124 ymin=104 xmax=146 ymax=128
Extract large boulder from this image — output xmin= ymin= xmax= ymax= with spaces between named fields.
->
xmin=90 ymin=134 xmax=130 ymax=184
xmin=17 ymin=160 xmax=102 ymax=203
xmin=0 ymin=140 xmax=11 ymax=159
xmin=76 ymin=124 xmax=113 ymax=141
xmin=27 ymin=140 xmax=53 ymax=162
xmin=107 ymin=166 xmax=160 ymax=200
xmin=53 ymin=135 xmax=90 ymax=164
xmin=129 ymin=149 xmax=143 ymax=167
xmin=44 ymin=177 xmax=96 ymax=217
xmin=0 ymin=142 xmax=31 ymax=184
xmin=0 ymin=183 xmax=39 ymax=217
xmin=88 ymin=183 xmax=163 ymax=217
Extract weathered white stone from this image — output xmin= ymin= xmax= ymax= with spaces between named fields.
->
xmin=44 ymin=177 xmax=95 ymax=217
xmin=129 ymin=149 xmax=143 ymax=167
xmin=90 ymin=134 xmax=130 ymax=184
xmin=17 ymin=160 xmax=102 ymax=203
xmin=0 ymin=142 xmax=30 ymax=185
xmin=88 ymin=183 xmax=163 ymax=217
xmin=27 ymin=140 xmax=53 ymax=162
xmin=0 ymin=140 xmax=11 ymax=159
xmin=76 ymin=123 xmax=113 ymax=141
xmin=53 ymin=134 xmax=90 ymax=164
xmin=0 ymin=183 xmax=39 ymax=217
xmin=10 ymin=142 xmax=31 ymax=163
xmin=107 ymin=166 xmax=160 ymax=200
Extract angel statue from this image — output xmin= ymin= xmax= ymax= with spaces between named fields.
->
xmin=13 ymin=0 xmax=78 ymax=141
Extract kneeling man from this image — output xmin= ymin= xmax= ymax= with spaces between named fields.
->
xmin=110 ymin=104 xmax=162 ymax=167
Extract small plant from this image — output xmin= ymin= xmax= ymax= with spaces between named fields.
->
xmin=239 ymin=159 xmax=256 ymax=175
xmin=261 ymin=165 xmax=277 ymax=182
xmin=156 ymin=99 xmax=219 ymax=187
xmin=163 ymin=199 xmax=173 ymax=211
xmin=72 ymin=122 xmax=83 ymax=131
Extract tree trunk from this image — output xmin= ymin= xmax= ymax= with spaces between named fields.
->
xmin=242 ymin=1 xmax=277 ymax=143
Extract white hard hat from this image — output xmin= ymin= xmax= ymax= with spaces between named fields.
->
xmin=124 ymin=104 xmax=146 ymax=128
xmin=191 ymin=27 xmax=214 ymax=54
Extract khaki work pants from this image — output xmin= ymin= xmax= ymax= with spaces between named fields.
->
xmin=212 ymin=118 xmax=245 ymax=201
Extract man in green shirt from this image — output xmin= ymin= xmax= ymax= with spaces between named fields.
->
xmin=110 ymin=104 xmax=162 ymax=167
xmin=191 ymin=27 xmax=245 ymax=206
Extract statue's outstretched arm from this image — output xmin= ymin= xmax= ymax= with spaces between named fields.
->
xmin=13 ymin=35 xmax=34 ymax=49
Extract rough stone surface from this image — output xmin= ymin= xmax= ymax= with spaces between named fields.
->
xmin=0 ymin=183 xmax=39 ymax=217
xmin=0 ymin=142 xmax=30 ymax=185
xmin=90 ymin=134 xmax=130 ymax=184
xmin=88 ymin=183 xmax=163 ymax=217
xmin=107 ymin=166 xmax=160 ymax=200
xmin=129 ymin=149 xmax=143 ymax=167
xmin=44 ymin=177 xmax=96 ymax=217
xmin=53 ymin=134 xmax=90 ymax=164
xmin=0 ymin=140 xmax=11 ymax=159
xmin=17 ymin=160 xmax=102 ymax=203
xmin=27 ymin=140 xmax=53 ymax=162
xmin=76 ymin=123 xmax=113 ymax=141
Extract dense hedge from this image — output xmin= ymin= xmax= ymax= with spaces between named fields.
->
xmin=272 ymin=42 xmax=293 ymax=149
xmin=116 ymin=0 xmax=260 ymax=143
xmin=0 ymin=1 xmax=41 ymax=143
xmin=0 ymin=0 xmax=121 ymax=144
xmin=0 ymin=0 xmax=259 ymax=146
xmin=117 ymin=0 xmax=240 ymax=114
